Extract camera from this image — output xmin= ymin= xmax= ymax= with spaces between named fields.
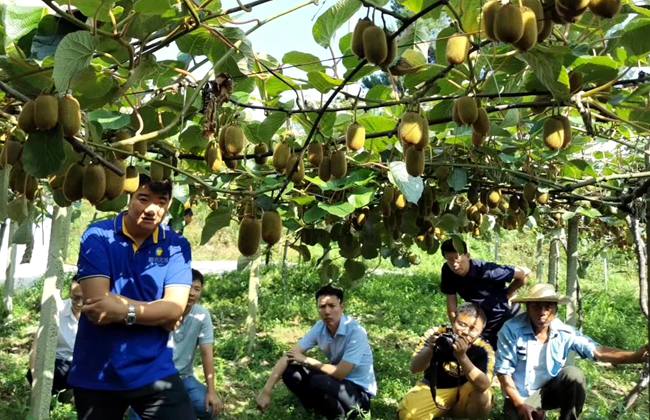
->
xmin=433 ymin=330 xmax=458 ymax=358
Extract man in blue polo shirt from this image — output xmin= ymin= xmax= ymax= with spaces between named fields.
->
xmin=69 ymin=174 xmax=194 ymax=419
xmin=440 ymin=238 xmax=531 ymax=348
xmin=256 ymin=285 xmax=376 ymax=419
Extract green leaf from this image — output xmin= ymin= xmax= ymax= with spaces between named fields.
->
xmin=257 ymin=112 xmax=287 ymax=142
xmin=53 ymin=31 xmax=95 ymax=93
xmin=618 ymin=18 xmax=650 ymax=58
xmin=570 ymin=56 xmax=620 ymax=85
xmin=520 ymin=47 xmax=571 ymax=100
xmin=459 ymin=0 xmax=481 ymax=34
xmin=347 ymin=188 xmax=374 ymax=208
xmin=88 ymin=110 xmax=131 ymax=130
xmin=318 ymin=201 xmax=355 ymax=218
xmin=343 ymin=259 xmax=366 ymax=281
xmin=179 ymin=124 xmax=205 ymax=153
xmin=70 ymin=0 xmax=116 ymax=22
xmin=282 ymin=51 xmax=325 ymax=73
xmin=2 ymin=4 xmax=45 ymax=51
xmin=304 ymin=205 xmax=327 ymax=224
xmin=312 ymin=0 xmax=361 ymax=48
xmin=436 ymin=213 xmax=459 ymax=232
xmin=134 ymin=0 xmax=173 ymax=15
xmin=200 ymin=207 xmax=232 ymax=245
xmin=307 ymin=71 xmax=342 ymax=93
xmin=448 ymin=168 xmax=468 ymax=192
xmin=357 ymin=115 xmax=397 ymax=134
xmin=22 ymin=126 xmax=65 ymax=178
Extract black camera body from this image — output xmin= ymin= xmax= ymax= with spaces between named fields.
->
xmin=433 ymin=329 xmax=459 ymax=358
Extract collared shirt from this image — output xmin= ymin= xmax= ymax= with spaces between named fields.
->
xmin=69 ymin=212 xmax=192 ymax=391
xmin=298 ymin=315 xmax=377 ymax=396
xmin=440 ymin=259 xmax=517 ymax=337
xmin=495 ymin=313 xmax=598 ymax=398
xmin=172 ymin=304 xmax=214 ymax=378
xmin=55 ymin=297 xmax=79 ymax=362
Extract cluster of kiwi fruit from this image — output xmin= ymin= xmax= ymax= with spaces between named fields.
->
xmin=205 ymin=122 xmax=247 ymax=172
xmin=271 ymin=142 xmax=307 ymax=183
xmin=237 ymin=199 xmax=284 ymax=257
xmin=452 ymin=97 xmax=490 ymax=146
xmin=111 ymin=129 xmax=147 ymax=160
xmin=398 ymin=111 xmax=429 ymax=177
xmin=351 ymin=18 xmax=396 ymax=68
xmin=543 ymin=114 xmax=572 ymax=151
xmin=546 ymin=0 xmax=621 ymax=24
xmin=18 ymin=93 xmax=81 ymax=137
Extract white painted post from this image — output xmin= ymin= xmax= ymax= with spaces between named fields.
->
xmin=245 ymin=256 xmax=262 ymax=354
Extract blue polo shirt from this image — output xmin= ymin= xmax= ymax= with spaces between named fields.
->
xmin=298 ymin=315 xmax=377 ymax=396
xmin=68 ymin=212 xmax=192 ymax=391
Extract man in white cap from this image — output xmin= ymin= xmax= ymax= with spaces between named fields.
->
xmin=495 ymin=283 xmax=648 ymax=420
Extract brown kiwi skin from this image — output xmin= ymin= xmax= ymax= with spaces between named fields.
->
xmin=482 ymin=0 xmax=502 ymax=41
xmin=330 ymin=150 xmax=347 ymax=180
xmin=318 ymin=156 xmax=331 ymax=182
xmin=513 ymin=7 xmax=538 ymax=52
xmin=446 ymin=34 xmax=470 ymax=65
xmin=104 ymin=159 xmax=126 ymax=200
xmin=123 ymin=165 xmax=140 ymax=194
xmin=405 ymin=147 xmax=425 ymax=177
xmin=362 ymin=25 xmax=388 ymax=65
xmin=18 ymin=100 xmax=37 ymax=133
xmin=455 ymin=97 xmax=479 ymax=125
xmin=254 ymin=143 xmax=269 ymax=165
xmin=34 ymin=94 xmax=59 ymax=131
xmin=346 ymin=122 xmax=366 ymax=151
xmin=307 ymin=143 xmax=323 ymax=167
xmin=494 ymin=3 xmax=525 ymax=44
xmin=59 ymin=94 xmax=82 ymax=137
xmin=273 ymin=143 xmax=291 ymax=173
xmin=261 ymin=211 xmax=282 ymax=245
xmin=238 ymin=215 xmax=261 ymax=257
xmin=63 ymin=162 xmax=85 ymax=201
xmin=83 ymin=163 xmax=107 ymax=205
xmin=351 ymin=18 xmax=373 ymax=58
xmin=543 ymin=116 xmax=565 ymax=151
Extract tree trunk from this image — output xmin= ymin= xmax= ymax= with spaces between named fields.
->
xmin=245 ymin=256 xmax=262 ymax=354
xmin=565 ymin=216 xmax=579 ymax=327
xmin=0 ymin=165 xmax=8 ymax=221
xmin=548 ymin=231 xmax=561 ymax=288
xmin=535 ymin=234 xmax=544 ymax=281
xmin=3 ymin=221 xmax=17 ymax=316
xmin=614 ymin=373 xmax=649 ymax=418
xmin=29 ymin=206 xmax=71 ymax=419
xmin=628 ymin=215 xmax=648 ymax=318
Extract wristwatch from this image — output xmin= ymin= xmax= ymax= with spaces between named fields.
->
xmin=125 ymin=304 xmax=137 ymax=326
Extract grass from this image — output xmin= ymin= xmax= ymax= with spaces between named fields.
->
xmin=1 ymin=229 xmax=648 ymax=419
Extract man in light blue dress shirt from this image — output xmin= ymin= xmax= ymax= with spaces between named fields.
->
xmin=496 ymin=283 xmax=648 ymax=420
xmin=256 ymin=284 xmax=376 ymax=419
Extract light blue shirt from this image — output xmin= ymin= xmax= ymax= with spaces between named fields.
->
xmin=172 ymin=304 xmax=214 ymax=378
xmin=298 ymin=315 xmax=377 ymax=396
xmin=495 ymin=313 xmax=598 ymax=398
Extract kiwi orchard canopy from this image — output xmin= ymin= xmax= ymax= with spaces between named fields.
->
xmin=0 ymin=0 xmax=649 ymax=286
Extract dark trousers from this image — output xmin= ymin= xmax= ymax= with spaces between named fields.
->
xmin=504 ymin=366 xmax=587 ymax=420
xmin=282 ymin=363 xmax=371 ymax=419
xmin=73 ymin=374 xmax=195 ymax=420
xmin=26 ymin=358 xmax=72 ymax=395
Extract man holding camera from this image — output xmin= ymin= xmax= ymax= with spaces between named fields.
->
xmin=398 ymin=302 xmax=494 ymax=419
xmin=256 ymin=285 xmax=376 ymax=419
xmin=440 ymin=238 xmax=531 ymax=348
xmin=496 ymin=283 xmax=649 ymax=420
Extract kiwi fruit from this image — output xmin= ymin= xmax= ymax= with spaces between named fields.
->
xmin=558 ymin=115 xmax=572 ymax=148
xmin=508 ymin=194 xmax=520 ymax=211
xmin=523 ymin=0 xmax=545 ymax=33
xmin=52 ymin=187 xmax=72 ymax=207
xmin=330 ymin=150 xmax=347 ymax=179
xmin=238 ymin=215 xmax=261 ymax=257
xmin=455 ymin=97 xmax=479 ymax=125
xmin=381 ymin=30 xmax=397 ymax=68
xmin=523 ymin=182 xmax=538 ymax=203
xmin=18 ymin=100 xmax=37 ymax=133
xmin=161 ymin=156 xmax=173 ymax=180
xmin=543 ymin=116 xmax=565 ymax=151
xmin=415 ymin=115 xmax=429 ymax=150
xmin=225 ymin=155 xmax=238 ymax=170
xmin=63 ymin=162 xmax=85 ymax=201
xmin=307 ymin=142 xmax=323 ymax=167
xmin=555 ymin=0 xmax=586 ymax=22
xmin=133 ymin=141 xmax=148 ymax=155
xmin=346 ymin=122 xmax=366 ymax=151
xmin=318 ymin=155 xmax=331 ymax=182
xmin=285 ymin=154 xmax=304 ymax=183
xmin=352 ymin=18 xmax=373 ymax=58
xmin=7 ymin=196 xmax=29 ymax=223
xmin=380 ymin=186 xmax=395 ymax=217
xmin=451 ymin=101 xmax=462 ymax=124
xmin=254 ymin=143 xmax=268 ymax=165
xmin=104 ymin=159 xmax=126 ymax=200
xmin=446 ymin=33 xmax=470 ymax=65
xmin=124 ymin=165 xmax=140 ymax=193
xmin=113 ymin=130 xmax=133 ymax=159
xmin=49 ymin=173 xmax=65 ymax=190
xmin=472 ymin=131 xmax=486 ymax=147
xmin=34 ymin=94 xmax=59 ymax=131
xmin=537 ymin=17 xmax=553 ymax=42
xmin=223 ymin=124 xmax=246 ymax=155
xmin=537 ymin=191 xmax=549 ymax=204
xmin=205 ymin=141 xmax=223 ymax=172
xmin=362 ymin=25 xmax=388 ymax=65
xmin=487 ymin=189 xmax=502 ymax=208
xmin=0 ymin=138 xmax=22 ymax=167
xmin=83 ymin=163 xmax=107 ymax=205
xmin=569 ymin=71 xmax=583 ymax=94
xmin=472 ymin=107 xmax=490 ymax=136
xmin=435 ymin=165 xmax=451 ymax=182
xmin=588 ymin=0 xmax=621 ymax=18
xmin=482 ymin=0 xmax=502 ymax=41
xmin=59 ymin=94 xmax=81 ymax=137
xmin=394 ymin=193 xmax=407 ymax=210
xmin=405 ymin=147 xmax=424 ymax=177
xmin=513 ymin=7 xmax=538 ymax=51
xmin=261 ymin=211 xmax=282 ymax=245
xmin=150 ymin=161 xmax=165 ymax=181
xmin=399 ymin=112 xmax=425 ymax=145
xmin=494 ymin=3 xmax=525 ymax=43
xmin=273 ymin=142 xmax=290 ymax=173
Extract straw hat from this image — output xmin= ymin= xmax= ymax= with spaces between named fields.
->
xmin=511 ymin=283 xmax=570 ymax=304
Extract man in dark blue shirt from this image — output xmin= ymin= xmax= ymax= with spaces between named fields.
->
xmin=439 ymin=239 xmax=530 ymax=348
xmin=69 ymin=174 xmax=194 ymax=419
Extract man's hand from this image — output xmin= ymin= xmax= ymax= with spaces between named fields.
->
xmin=635 ymin=344 xmax=650 ymax=362
xmin=515 ymin=402 xmax=537 ymax=420
xmin=424 ymin=331 xmax=441 ymax=349
xmin=256 ymin=390 xmax=272 ymax=412
xmin=205 ymin=390 xmax=223 ymax=417
xmin=452 ymin=335 xmax=470 ymax=359
xmin=286 ymin=349 xmax=307 ymax=365
xmin=82 ymin=294 xmax=128 ymax=325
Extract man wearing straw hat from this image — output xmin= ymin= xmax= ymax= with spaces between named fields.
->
xmin=495 ymin=283 xmax=649 ymax=420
